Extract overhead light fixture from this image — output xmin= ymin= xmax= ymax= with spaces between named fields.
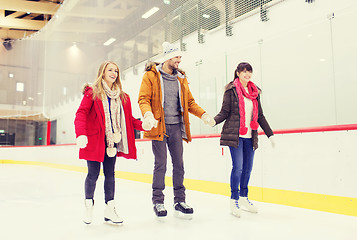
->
xmin=63 ymin=87 xmax=67 ymax=95
xmin=104 ymin=38 xmax=116 ymax=46
xmin=142 ymin=7 xmax=159 ymax=19
xmin=8 ymin=73 xmax=14 ymax=78
xmin=16 ymin=82 xmax=24 ymax=92
xmin=163 ymin=0 xmax=170 ymax=4
xmin=202 ymin=14 xmax=210 ymax=19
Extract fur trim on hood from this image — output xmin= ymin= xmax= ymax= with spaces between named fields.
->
xmin=144 ymin=61 xmax=186 ymax=76
xmin=81 ymin=83 xmax=92 ymax=95
xmin=145 ymin=61 xmax=160 ymax=71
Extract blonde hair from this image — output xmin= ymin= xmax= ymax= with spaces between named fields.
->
xmin=92 ymin=61 xmax=126 ymax=101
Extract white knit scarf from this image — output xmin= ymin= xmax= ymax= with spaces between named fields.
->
xmin=101 ymin=79 xmax=121 ymax=150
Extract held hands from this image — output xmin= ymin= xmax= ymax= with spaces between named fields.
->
xmin=269 ymin=135 xmax=276 ymax=148
xmin=142 ymin=111 xmax=158 ymax=131
xmin=76 ymin=135 xmax=88 ymax=148
xmin=201 ymin=113 xmax=216 ymax=127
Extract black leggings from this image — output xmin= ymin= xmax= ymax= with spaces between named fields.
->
xmin=85 ymin=154 xmax=116 ymax=203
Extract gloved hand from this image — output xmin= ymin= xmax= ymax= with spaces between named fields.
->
xmin=201 ymin=113 xmax=215 ymax=127
xmin=269 ymin=135 xmax=275 ymax=148
xmin=142 ymin=111 xmax=158 ymax=130
xmin=76 ymin=135 xmax=88 ymax=148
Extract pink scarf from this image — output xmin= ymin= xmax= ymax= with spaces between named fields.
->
xmin=233 ymin=78 xmax=259 ymax=135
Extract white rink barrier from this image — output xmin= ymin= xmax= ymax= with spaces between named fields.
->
xmin=1 ymin=127 xmax=357 ymax=217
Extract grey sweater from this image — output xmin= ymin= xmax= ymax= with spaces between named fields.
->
xmin=158 ymin=64 xmax=181 ymax=124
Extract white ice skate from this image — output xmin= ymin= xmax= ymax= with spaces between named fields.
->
xmin=238 ymin=197 xmax=258 ymax=213
xmin=230 ymin=199 xmax=241 ymax=217
xmin=104 ymin=200 xmax=123 ymax=225
xmin=83 ymin=199 xmax=94 ymax=224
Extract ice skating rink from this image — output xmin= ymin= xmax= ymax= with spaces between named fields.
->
xmin=1 ymin=163 xmax=356 ymax=240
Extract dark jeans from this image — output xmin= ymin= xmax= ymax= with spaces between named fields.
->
xmin=152 ymin=123 xmax=185 ymax=204
xmin=229 ymin=137 xmax=255 ymax=200
xmin=85 ymin=153 xmax=116 ymax=203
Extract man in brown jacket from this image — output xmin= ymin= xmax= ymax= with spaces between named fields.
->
xmin=138 ymin=42 xmax=214 ymax=219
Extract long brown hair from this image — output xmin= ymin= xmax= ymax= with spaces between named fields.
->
xmin=92 ymin=61 xmax=126 ymax=101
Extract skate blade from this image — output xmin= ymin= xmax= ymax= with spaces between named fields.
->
xmin=155 ymin=216 xmax=167 ymax=222
xmin=104 ymin=218 xmax=123 ymax=226
xmin=241 ymin=207 xmax=258 ymax=213
xmin=242 ymin=209 xmax=258 ymax=214
xmin=231 ymin=211 xmax=241 ymax=218
xmin=174 ymin=210 xmax=193 ymax=220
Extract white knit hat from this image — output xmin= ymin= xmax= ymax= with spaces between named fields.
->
xmin=162 ymin=41 xmax=182 ymax=62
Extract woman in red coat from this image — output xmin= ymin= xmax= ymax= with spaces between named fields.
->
xmin=74 ymin=61 xmax=150 ymax=225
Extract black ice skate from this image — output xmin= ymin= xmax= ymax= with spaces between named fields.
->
xmin=174 ymin=202 xmax=193 ymax=219
xmin=153 ymin=203 xmax=167 ymax=217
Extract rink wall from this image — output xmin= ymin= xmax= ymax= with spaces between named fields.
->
xmin=1 ymin=125 xmax=357 ymax=217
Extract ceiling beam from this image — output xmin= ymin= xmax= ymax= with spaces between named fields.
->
xmin=0 ymin=0 xmax=59 ymax=15
xmin=5 ymin=11 xmax=26 ymax=19
xmin=0 ymin=17 xmax=46 ymax=30
xmin=0 ymin=29 xmax=35 ymax=39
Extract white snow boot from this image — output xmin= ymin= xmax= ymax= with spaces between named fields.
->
xmin=238 ymin=197 xmax=258 ymax=213
xmin=230 ymin=199 xmax=241 ymax=217
xmin=104 ymin=200 xmax=123 ymax=225
xmin=83 ymin=199 xmax=94 ymax=224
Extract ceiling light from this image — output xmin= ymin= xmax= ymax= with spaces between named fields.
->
xmin=63 ymin=87 xmax=67 ymax=95
xmin=142 ymin=7 xmax=159 ymax=19
xmin=8 ymin=73 xmax=14 ymax=78
xmin=202 ymin=14 xmax=210 ymax=19
xmin=163 ymin=0 xmax=170 ymax=4
xmin=16 ymin=82 xmax=24 ymax=92
xmin=104 ymin=38 xmax=116 ymax=46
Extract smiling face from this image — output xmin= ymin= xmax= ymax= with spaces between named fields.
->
xmin=103 ymin=63 xmax=119 ymax=88
xmin=237 ymin=69 xmax=252 ymax=87
xmin=167 ymin=56 xmax=181 ymax=71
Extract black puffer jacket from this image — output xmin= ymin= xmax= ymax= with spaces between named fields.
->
xmin=214 ymin=81 xmax=273 ymax=150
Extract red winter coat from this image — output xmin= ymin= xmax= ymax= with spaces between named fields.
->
xmin=74 ymin=86 xmax=144 ymax=162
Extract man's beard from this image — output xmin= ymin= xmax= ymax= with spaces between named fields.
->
xmin=169 ymin=63 xmax=178 ymax=71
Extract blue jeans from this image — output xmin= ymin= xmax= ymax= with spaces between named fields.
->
xmin=229 ymin=137 xmax=255 ymax=200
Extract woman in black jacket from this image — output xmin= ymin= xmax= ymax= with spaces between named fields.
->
xmin=213 ymin=62 xmax=275 ymax=218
